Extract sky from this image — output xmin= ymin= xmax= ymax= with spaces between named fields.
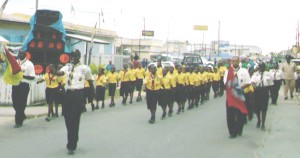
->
xmin=2 ymin=0 xmax=300 ymax=54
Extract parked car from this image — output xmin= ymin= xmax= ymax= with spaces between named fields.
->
xmin=182 ymin=53 xmax=203 ymax=67
xmin=201 ymin=57 xmax=214 ymax=66
xmin=147 ymin=61 xmax=175 ymax=69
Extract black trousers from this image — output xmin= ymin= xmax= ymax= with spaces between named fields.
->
xmin=199 ymin=85 xmax=205 ymax=103
xmin=270 ymin=80 xmax=281 ymax=104
xmin=212 ymin=81 xmax=219 ymax=95
xmin=12 ymin=82 xmax=30 ymax=125
xmin=146 ymin=90 xmax=159 ymax=110
xmin=62 ymin=89 xmax=84 ymax=151
xmin=244 ymin=93 xmax=253 ymax=119
xmin=219 ymin=77 xmax=225 ymax=95
xmin=226 ymin=103 xmax=246 ymax=137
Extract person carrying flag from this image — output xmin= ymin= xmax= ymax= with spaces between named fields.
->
xmin=223 ymin=56 xmax=251 ymax=138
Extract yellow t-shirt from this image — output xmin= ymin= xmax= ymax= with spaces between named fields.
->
xmin=96 ymin=74 xmax=106 ymax=86
xmin=157 ymin=67 xmax=163 ymax=77
xmin=218 ymin=66 xmax=227 ymax=77
xmin=161 ymin=75 xmax=171 ymax=90
xmin=167 ymin=72 xmax=177 ymax=88
xmin=177 ymin=73 xmax=186 ymax=85
xmin=119 ymin=69 xmax=130 ymax=82
xmin=212 ymin=72 xmax=221 ymax=81
xmin=188 ymin=72 xmax=197 ymax=86
xmin=145 ymin=74 xmax=162 ymax=91
xmin=106 ymin=72 xmax=118 ymax=83
xmin=128 ymin=68 xmax=137 ymax=81
xmin=43 ymin=73 xmax=59 ymax=88
xmin=200 ymin=72 xmax=208 ymax=83
xmin=136 ymin=68 xmax=145 ymax=79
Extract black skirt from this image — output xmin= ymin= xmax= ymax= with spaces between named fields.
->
xmin=175 ymin=84 xmax=185 ymax=103
xmin=136 ymin=79 xmax=143 ymax=91
xmin=146 ymin=89 xmax=159 ymax=110
xmin=95 ymin=86 xmax=106 ymax=101
xmin=158 ymin=89 xmax=172 ymax=107
xmin=108 ymin=83 xmax=116 ymax=96
xmin=45 ymin=87 xmax=60 ymax=105
xmin=253 ymin=87 xmax=269 ymax=113
xmin=120 ymin=82 xmax=130 ymax=97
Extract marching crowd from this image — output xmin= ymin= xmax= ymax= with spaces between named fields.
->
xmin=9 ymin=49 xmax=298 ymax=154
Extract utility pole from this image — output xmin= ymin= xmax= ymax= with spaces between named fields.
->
xmin=36 ymin=0 xmax=38 ymax=11
xmin=218 ymin=21 xmax=220 ymax=57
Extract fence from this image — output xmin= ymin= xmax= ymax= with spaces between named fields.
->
xmin=0 ymin=75 xmax=46 ymax=106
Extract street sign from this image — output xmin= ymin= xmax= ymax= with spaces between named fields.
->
xmin=193 ymin=25 xmax=208 ymax=31
xmin=142 ymin=30 xmax=154 ymax=36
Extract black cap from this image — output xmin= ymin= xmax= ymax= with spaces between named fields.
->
xmin=71 ymin=49 xmax=81 ymax=57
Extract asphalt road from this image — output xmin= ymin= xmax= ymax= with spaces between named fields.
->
xmin=0 ymin=91 xmax=299 ymax=158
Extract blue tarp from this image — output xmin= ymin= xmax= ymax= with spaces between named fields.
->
xmin=21 ymin=10 xmax=68 ymax=52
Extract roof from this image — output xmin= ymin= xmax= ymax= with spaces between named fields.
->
xmin=66 ymin=34 xmax=110 ymax=44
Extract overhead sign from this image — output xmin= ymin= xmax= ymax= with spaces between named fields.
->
xmin=193 ymin=25 xmax=208 ymax=31
xmin=142 ymin=30 xmax=154 ymax=36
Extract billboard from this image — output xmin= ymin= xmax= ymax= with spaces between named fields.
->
xmin=142 ymin=30 xmax=154 ymax=36
xmin=193 ymin=25 xmax=208 ymax=31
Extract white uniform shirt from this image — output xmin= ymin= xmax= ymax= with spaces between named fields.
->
xmin=223 ymin=67 xmax=251 ymax=87
xmin=269 ymin=69 xmax=284 ymax=81
xmin=60 ymin=63 xmax=93 ymax=90
xmin=18 ymin=59 xmax=35 ymax=84
xmin=251 ymin=71 xmax=273 ymax=87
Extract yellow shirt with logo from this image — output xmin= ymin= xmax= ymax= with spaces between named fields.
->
xmin=96 ymin=74 xmax=107 ymax=86
xmin=106 ymin=72 xmax=118 ymax=83
xmin=43 ymin=73 xmax=59 ymax=88
xmin=119 ymin=69 xmax=130 ymax=82
xmin=145 ymin=74 xmax=162 ymax=91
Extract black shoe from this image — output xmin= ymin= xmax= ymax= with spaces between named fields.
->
xmin=95 ymin=105 xmax=99 ymax=110
xmin=257 ymin=121 xmax=261 ymax=128
xmin=291 ymin=95 xmax=293 ymax=99
xmin=45 ymin=117 xmax=50 ymax=122
xmin=130 ymin=100 xmax=132 ymax=104
xmin=136 ymin=98 xmax=139 ymax=102
xmin=161 ymin=112 xmax=166 ymax=119
xmin=229 ymin=135 xmax=237 ymax=139
xmin=261 ymin=126 xmax=266 ymax=131
xmin=148 ymin=117 xmax=155 ymax=124
xmin=284 ymin=97 xmax=288 ymax=100
xmin=68 ymin=149 xmax=75 ymax=155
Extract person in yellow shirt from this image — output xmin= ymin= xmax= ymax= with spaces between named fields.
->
xmin=212 ymin=67 xmax=221 ymax=98
xmin=218 ymin=62 xmax=227 ymax=96
xmin=167 ymin=66 xmax=177 ymax=116
xmin=182 ymin=66 xmax=189 ymax=111
xmin=194 ymin=66 xmax=202 ymax=107
xmin=128 ymin=63 xmax=137 ymax=104
xmin=187 ymin=67 xmax=197 ymax=110
xmin=106 ymin=66 xmax=118 ymax=107
xmin=136 ymin=63 xmax=145 ymax=102
xmin=144 ymin=65 xmax=162 ymax=124
xmin=95 ymin=67 xmax=106 ymax=109
xmin=83 ymin=76 xmax=95 ymax=112
xmin=37 ymin=64 xmax=60 ymax=121
xmin=199 ymin=66 xmax=207 ymax=104
xmin=176 ymin=66 xmax=186 ymax=114
xmin=119 ymin=64 xmax=130 ymax=105
xmin=205 ymin=66 xmax=213 ymax=100
xmin=159 ymin=67 xmax=172 ymax=119
xmin=156 ymin=60 xmax=163 ymax=77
